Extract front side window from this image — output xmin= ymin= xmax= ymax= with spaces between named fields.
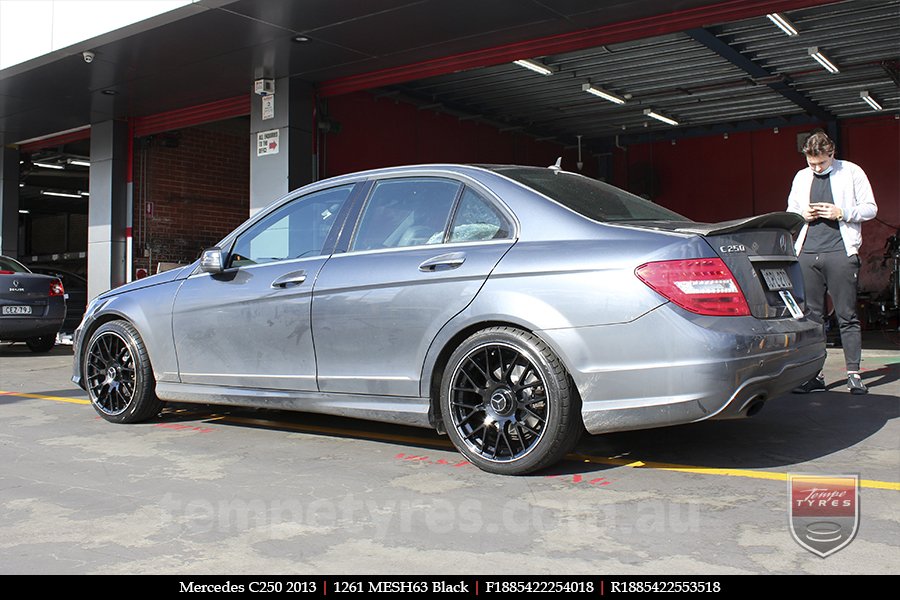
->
xmin=230 ymin=185 xmax=353 ymax=267
xmin=351 ymin=178 xmax=461 ymax=251
xmin=448 ymin=187 xmax=511 ymax=243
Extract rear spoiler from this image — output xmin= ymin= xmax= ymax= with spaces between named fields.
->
xmin=673 ymin=212 xmax=804 ymax=237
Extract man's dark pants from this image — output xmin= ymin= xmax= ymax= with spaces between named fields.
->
xmin=799 ymin=250 xmax=862 ymax=372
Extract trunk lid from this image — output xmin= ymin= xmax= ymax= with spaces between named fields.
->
xmin=0 ymin=273 xmax=57 ymax=315
xmin=626 ymin=212 xmax=806 ymax=319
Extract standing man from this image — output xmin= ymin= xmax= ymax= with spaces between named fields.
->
xmin=788 ymin=131 xmax=878 ymax=394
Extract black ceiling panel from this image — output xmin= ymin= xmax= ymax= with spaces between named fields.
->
xmin=306 ymin=0 xmax=558 ymax=57
xmin=222 ymin=0 xmax=429 ymax=35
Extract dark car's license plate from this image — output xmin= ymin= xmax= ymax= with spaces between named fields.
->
xmin=761 ymin=268 xmax=792 ymax=291
xmin=2 ymin=305 xmax=32 ymax=315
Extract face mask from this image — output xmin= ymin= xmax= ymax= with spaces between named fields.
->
xmin=815 ymin=164 xmax=834 ymax=176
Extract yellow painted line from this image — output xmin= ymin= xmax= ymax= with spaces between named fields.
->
xmin=0 ymin=390 xmax=89 ymax=405
xmin=6 ymin=389 xmax=898 ymax=491
xmin=567 ymin=453 xmax=900 ymax=491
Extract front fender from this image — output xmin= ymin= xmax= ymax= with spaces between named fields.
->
xmin=75 ymin=280 xmax=183 ymax=385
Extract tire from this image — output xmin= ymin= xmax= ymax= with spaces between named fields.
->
xmin=440 ymin=326 xmax=582 ymax=475
xmin=26 ymin=335 xmax=56 ymax=353
xmin=83 ymin=320 xmax=163 ymax=423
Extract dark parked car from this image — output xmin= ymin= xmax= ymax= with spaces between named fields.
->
xmin=0 ymin=255 xmax=66 ymax=352
xmin=29 ymin=267 xmax=87 ymax=335
xmin=73 ymin=164 xmax=825 ymax=474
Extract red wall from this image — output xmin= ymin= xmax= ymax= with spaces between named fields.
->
xmin=132 ymin=123 xmax=250 ymax=275
xmin=612 ymin=116 xmax=899 ymax=295
xmin=841 ymin=116 xmax=900 ymax=293
xmin=323 ymin=92 xmax=590 ymax=178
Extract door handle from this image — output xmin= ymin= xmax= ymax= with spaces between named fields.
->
xmin=418 ymin=252 xmax=466 ymax=272
xmin=271 ymin=270 xmax=307 ymax=288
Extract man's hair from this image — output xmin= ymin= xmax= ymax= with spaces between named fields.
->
xmin=802 ymin=131 xmax=835 ymax=157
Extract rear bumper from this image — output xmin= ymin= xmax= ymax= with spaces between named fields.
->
xmin=0 ymin=315 xmax=65 ymax=341
xmin=538 ymin=304 xmax=826 ymax=435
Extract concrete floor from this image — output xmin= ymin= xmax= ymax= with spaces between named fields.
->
xmin=0 ymin=337 xmax=897 ymax=575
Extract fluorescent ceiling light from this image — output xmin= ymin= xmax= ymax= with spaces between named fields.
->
xmin=766 ymin=13 xmax=798 ymax=36
xmin=19 ymin=209 xmax=29 ymax=214
xmin=582 ymin=83 xmax=626 ymax=105
xmin=41 ymin=190 xmax=82 ymax=198
xmin=33 ymin=161 xmax=65 ymax=170
xmin=68 ymin=159 xmax=91 ymax=167
xmin=80 ymin=191 xmax=90 ymax=196
xmin=808 ymin=47 xmax=839 ymax=74
xmin=512 ymin=59 xmax=553 ymax=76
xmin=643 ymin=108 xmax=679 ymax=126
xmin=860 ymin=91 xmax=883 ymax=111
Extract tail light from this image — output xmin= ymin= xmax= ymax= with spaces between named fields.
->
xmin=49 ymin=279 xmax=65 ymax=297
xmin=0 ymin=270 xmax=14 ymax=274
xmin=635 ymin=258 xmax=750 ymax=317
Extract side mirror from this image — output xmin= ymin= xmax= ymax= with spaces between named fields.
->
xmin=199 ymin=247 xmax=225 ymax=274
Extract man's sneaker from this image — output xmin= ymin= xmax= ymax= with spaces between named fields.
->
xmin=793 ymin=374 xmax=826 ymax=394
xmin=847 ymin=373 xmax=868 ymax=395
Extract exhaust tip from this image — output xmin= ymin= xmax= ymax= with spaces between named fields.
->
xmin=745 ymin=397 xmax=766 ymax=417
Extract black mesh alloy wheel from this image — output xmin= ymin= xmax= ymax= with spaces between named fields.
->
xmin=84 ymin=320 xmax=163 ymax=423
xmin=440 ymin=327 xmax=582 ymax=475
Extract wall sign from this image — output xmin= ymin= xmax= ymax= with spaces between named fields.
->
xmin=257 ymin=129 xmax=279 ymax=156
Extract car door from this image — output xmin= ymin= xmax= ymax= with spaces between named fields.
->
xmin=171 ymin=183 xmax=356 ymax=390
xmin=312 ymin=177 xmax=516 ymax=397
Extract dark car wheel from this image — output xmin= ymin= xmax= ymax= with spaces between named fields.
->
xmin=440 ymin=326 xmax=582 ymax=475
xmin=25 ymin=335 xmax=56 ymax=353
xmin=83 ymin=320 xmax=163 ymax=423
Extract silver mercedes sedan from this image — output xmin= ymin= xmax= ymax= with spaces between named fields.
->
xmin=72 ymin=164 xmax=825 ymax=474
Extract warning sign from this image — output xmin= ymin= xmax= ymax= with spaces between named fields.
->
xmin=262 ymin=95 xmax=274 ymax=120
xmin=257 ymin=129 xmax=280 ymax=156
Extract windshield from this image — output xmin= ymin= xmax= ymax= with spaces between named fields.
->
xmin=488 ymin=167 xmax=688 ymax=223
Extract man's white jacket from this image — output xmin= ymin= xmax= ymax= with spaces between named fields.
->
xmin=787 ymin=159 xmax=878 ymax=256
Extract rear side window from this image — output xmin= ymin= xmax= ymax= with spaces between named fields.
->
xmin=490 ymin=167 xmax=687 ymax=222
xmin=0 ymin=256 xmax=29 ymax=273
xmin=351 ymin=178 xmax=461 ymax=251
xmin=448 ymin=187 xmax=511 ymax=242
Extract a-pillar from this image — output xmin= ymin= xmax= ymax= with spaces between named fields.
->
xmin=87 ymin=120 xmax=128 ymax=301
xmin=249 ymin=77 xmax=314 ymax=215
xmin=0 ymin=145 xmax=20 ymax=257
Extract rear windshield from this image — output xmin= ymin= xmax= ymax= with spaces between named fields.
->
xmin=0 ymin=256 xmax=29 ymax=273
xmin=488 ymin=167 xmax=688 ymax=223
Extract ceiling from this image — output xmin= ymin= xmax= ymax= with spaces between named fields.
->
xmin=389 ymin=0 xmax=899 ymax=150
xmin=1 ymin=0 xmax=895 ymax=153
xmin=0 ymin=0 xmax=742 ymax=146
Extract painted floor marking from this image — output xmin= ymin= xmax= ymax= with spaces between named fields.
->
xmin=3 ymin=389 xmax=898 ymax=491
xmin=0 ymin=390 xmax=90 ymax=405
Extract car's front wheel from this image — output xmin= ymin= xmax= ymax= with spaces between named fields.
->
xmin=83 ymin=320 xmax=163 ymax=423
xmin=440 ymin=326 xmax=582 ymax=475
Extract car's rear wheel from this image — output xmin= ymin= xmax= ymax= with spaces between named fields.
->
xmin=83 ymin=320 xmax=163 ymax=423
xmin=25 ymin=335 xmax=55 ymax=353
xmin=440 ymin=326 xmax=582 ymax=475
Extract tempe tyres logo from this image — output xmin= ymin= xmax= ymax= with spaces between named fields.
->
xmin=789 ymin=474 xmax=859 ymax=557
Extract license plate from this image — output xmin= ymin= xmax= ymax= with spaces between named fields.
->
xmin=2 ymin=305 xmax=32 ymax=315
xmin=761 ymin=268 xmax=792 ymax=291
